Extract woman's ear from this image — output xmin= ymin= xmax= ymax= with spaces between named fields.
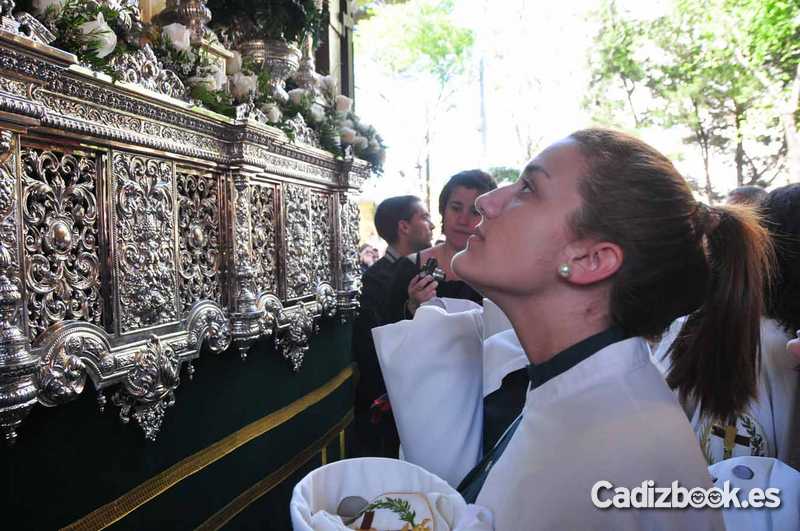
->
xmin=566 ymin=241 xmax=623 ymax=285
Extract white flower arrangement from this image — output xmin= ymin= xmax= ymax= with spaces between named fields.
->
xmin=211 ymin=65 xmax=228 ymax=92
xmin=229 ymin=72 xmax=258 ymax=101
xmin=162 ymin=23 xmax=192 ymax=53
xmin=340 ymin=126 xmax=357 ymax=145
xmin=79 ymin=12 xmax=117 ymax=58
xmin=28 ymin=0 xmax=387 ymax=173
xmin=335 ymin=94 xmax=353 ymax=113
xmin=226 ymin=51 xmax=242 ymax=75
xmin=308 ymin=104 xmax=325 ymax=124
xmin=33 ymin=0 xmax=64 ymax=15
xmin=353 ymin=136 xmax=369 ymax=151
xmin=288 ymin=88 xmax=309 ymax=105
xmin=261 ymin=103 xmax=283 ymax=123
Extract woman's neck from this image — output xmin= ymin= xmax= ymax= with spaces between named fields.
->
xmin=498 ymin=291 xmax=612 ymax=365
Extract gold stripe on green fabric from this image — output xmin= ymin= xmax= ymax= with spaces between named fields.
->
xmin=63 ymin=365 xmax=354 ymax=531
xmin=196 ymin=409 xmax=354 ymax=531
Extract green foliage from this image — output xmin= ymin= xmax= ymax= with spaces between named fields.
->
xmin=728 ymin=0 xmax=800 ymax=83
xmin=190 ymin=84 xmax=235 ymax=117
xmin=40 ymin=0 xmax=143 ymax=79
xmin=207 ymin=0 xmax=325 ymax=44
xmin=587 ymin=0 xmax=794 ymax=194
xmin=488 ymin=166 xmax=519 ymax=185
xmin=355 ymin=0 xmax=474 ymax=88
xmin=364 ymin=497 xmax=417 ymax=526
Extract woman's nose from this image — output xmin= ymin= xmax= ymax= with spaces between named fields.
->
xmin=475 ymin=187 xmax=506 ymax=219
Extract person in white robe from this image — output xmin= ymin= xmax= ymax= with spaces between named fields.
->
xmin=652 ymin=183 xmax=800 ymax=470
xmin=708 ymin=456 xmax=800 ymax=531
xmin=373 ymin=129 xmax=774 ymax=529
xmin=653 ymin=317 xmax=799 ymax=468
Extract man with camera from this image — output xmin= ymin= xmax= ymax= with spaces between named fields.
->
xmin=351 ymin=195 xmax=434 ymax=457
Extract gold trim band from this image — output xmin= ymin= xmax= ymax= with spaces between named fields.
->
xmin=63 ymin=365 xmax=354 ymax=531
xmin=196 ymin=409 xmax=354 ymax=531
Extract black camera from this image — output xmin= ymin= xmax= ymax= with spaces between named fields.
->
xmin=421 ymin=258 xmax=446 ymax=282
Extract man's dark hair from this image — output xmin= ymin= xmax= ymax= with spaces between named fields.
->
xmin=727 ymin=185 xmax=767 ymax=206
xmin=374 ymin=195 xmax=422 ymax=244
xmin=762 ymin=183 xmax=800 ymax=334
xmin=438 ymin=170 xmax=497 ymax=216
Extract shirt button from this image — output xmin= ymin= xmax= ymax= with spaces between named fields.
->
xmin=732 ymin=465 xmax=754 ymax=480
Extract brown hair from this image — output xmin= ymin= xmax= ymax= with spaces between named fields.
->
xmin=568 ymin=128 xmax=773 ymax=420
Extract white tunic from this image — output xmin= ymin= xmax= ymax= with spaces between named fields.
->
xmin=653 ymin=317 xmax=800 ymax=469
xmin=373 ymin=299 xmax=724 ymax=530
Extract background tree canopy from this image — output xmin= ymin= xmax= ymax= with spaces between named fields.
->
xmin=587 ymin=0 xmax=799 ymax=200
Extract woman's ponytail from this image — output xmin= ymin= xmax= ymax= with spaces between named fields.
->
xmin=666 ymin=205 xmax=774 ymax=421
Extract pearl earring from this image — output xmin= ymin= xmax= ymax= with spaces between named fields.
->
xmin=558 ymin=263 xmax=571 ymax=278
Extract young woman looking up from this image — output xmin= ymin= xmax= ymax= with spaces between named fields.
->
xmin=374 ymin=129 xmax=772 ymax=530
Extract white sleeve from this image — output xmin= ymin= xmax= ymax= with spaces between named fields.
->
xmin=650 ymin=316 xmax=687 ymax=376
xmin=372 ymin=302 xmax=485 ymax=487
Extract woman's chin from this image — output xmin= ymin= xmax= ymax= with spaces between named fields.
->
xmin=452 ymin=248 xmax=478 ymax=282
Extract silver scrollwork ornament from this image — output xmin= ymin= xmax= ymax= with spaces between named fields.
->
xmin=112 ymin=335 xmax=180 ymax=441
xmin=0 ymin=244 xmax=38 ymax=444
xmin=109 ymin=45 xmax=187 ymax=100
xmin=316 ymin=283 xmax=336 ymax=319
xmin=276 ymin=304 xmax=316 ymax=372
xmin=35 ymin=323 xmax=112 ymax=407
xmin=186 ymin=300 xmax=231 ymax=354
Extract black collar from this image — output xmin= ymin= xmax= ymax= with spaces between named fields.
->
xmin=527 ymin=326 xmax=626 ymax=389
xmin=384 ymin=246 xmax=400 ymax=263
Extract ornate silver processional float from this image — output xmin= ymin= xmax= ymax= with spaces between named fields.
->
xmin=0 ymin=0 xmax=366 ymax=443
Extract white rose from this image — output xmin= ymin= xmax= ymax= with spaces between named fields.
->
xmin=340 ymin=126 xmax=356 ymax=145
xmin=32 ymin=0 xmax=64 ymax=15
xmin=187 ymin=75 xmax=215 ymax=90
xmin=320 ymin=75 xmax=335 ymax=87
xmin=162 ymin=23 xmax=192 ymax=53
xmin=80 ymin=13 xmax=117 ymax=59
xmin=320 ymin=74 xmax=336 ymax=94
xmin=261 ymin=103 xmax=282 ymax=123
xmin=273 ymin=85 xmax=289 ymax=103
xmin=335 ymin=94 xmax=353 ymax=112
xmin=211 ymin=66 xmax=227 ymax=91
xmin=354 ymin=136 xmax=369 ymax=150
xmin=340 ymin=119 xmax=354 ymax=129
xmin=309 ymin=105 xmax=325 ymax=123
xmin=288 ymin=88 xmax=308 ymax=105
xmin=226 ymin=51 xmax=242 ymax=75
xmin=368 ymin=138 xmax=380 ymax=152
xmin=229 ymin=72 xmax=258 ymax=101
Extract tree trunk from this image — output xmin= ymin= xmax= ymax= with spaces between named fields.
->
xmin=692 ymin=99 xmax=714 ymax=201
xmin=735 ymin=103 xmax=744 ymax=186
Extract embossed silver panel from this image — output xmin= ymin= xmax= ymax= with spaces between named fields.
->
xmin=284 ymin=184 xmax=332 ymax=299
xmin=177 ymin=170 xmax=222 ymax=314
xmin=339 ymin=196 xmax=361 ymax=293
xmin=20 ymin=147 xmax=103 ymax=340
xmin=250 ymin=182 xmax=277 ymax=297
xmin=111 ymin=151 xmax=179 ymax=333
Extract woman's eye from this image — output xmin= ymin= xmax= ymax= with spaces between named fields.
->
xmin=519 ymin=180 xmax=534 ymax=193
